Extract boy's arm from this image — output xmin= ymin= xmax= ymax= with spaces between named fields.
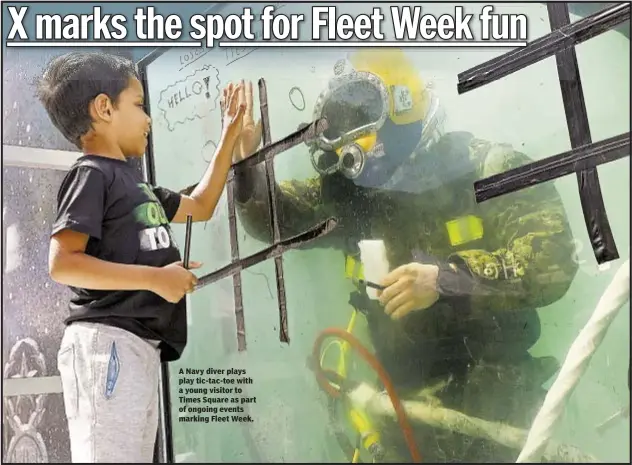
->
xmin=50 ymin=166 xmax=197 ymax=303
xmin=171 ymin=130 xmax=237 ymax=224
xmin=50 ymin=229 xmax=161 ymax=291
xmin=171 ymin=81 xmax=246 ymax=224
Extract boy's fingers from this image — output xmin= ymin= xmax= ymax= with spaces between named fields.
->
xmin=238 ymin=82 xmax=246 ymax=110
xmin=233 ymin=103 xmax=246 ymax=123
xmin=229 ymin=83 xmax=244 ymax=114
xmin=226 ymin=91 xmax=238 ymax=115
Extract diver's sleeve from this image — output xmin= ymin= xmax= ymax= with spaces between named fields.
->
xmin=234 ymin=163 xmax=336 ymax=245
xmin=439 ymin=138 xmax=579 ymax=314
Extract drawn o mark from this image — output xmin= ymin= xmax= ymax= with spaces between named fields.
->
xmin=288 ymin=87 xmax=305 ymax=111
xmin=202 ymin=139 xmax=218 ymax=163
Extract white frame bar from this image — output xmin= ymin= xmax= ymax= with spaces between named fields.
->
xmin=3 ymin=144 xmax=81 ymax=170
xmin=3 ymin=376 xmax=63 ymax=397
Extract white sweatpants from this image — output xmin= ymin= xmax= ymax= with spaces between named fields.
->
xmin=57 ymin=321 xmax=161 ymax=463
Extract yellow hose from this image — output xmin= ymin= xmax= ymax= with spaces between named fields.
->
xmin=319 ymin=308 xmax=384 ymax=463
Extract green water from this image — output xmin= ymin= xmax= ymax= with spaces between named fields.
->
xmin=145 ymin=3 xmax=629 ymax=462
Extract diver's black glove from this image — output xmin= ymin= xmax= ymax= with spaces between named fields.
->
xmin=348 ymin=290 xmax=381 ymax=316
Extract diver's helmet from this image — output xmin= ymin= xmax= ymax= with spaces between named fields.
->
xmin=308 ymin=49 xmax=445 ymax=188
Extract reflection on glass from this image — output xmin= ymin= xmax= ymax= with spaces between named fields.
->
xmin=2 ymin=166 xmax=73 ymax=463
xmin=145 ymin=2 xmax=629 ymax=463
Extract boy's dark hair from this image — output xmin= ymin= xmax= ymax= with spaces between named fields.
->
xmin=37 ymin=52 xmax=139 ymax=148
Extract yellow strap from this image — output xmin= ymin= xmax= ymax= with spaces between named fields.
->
xmin=445 ymin=215 xmax=484 ymax=247
xmin=345 ymin=255 xmax=365 ymax=281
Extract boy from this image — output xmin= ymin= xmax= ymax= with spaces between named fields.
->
xmin=38 ymin=51 xmax=253 ymax=462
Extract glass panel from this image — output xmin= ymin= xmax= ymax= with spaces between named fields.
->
xmin=2 ymin=166 xmax=73 ymax=463
xmin=575 ymin=18 xmax=630 ymax=141
xmin=530 ymin=18 xmax=630 ymax=464
xmin=145 ymin=2 xmax=629 ymax=463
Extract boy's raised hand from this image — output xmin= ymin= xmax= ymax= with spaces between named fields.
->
xmin=220 ymin=81 xmax=246 ymax=144
xmin=232 ymin=81 xmax=262 ymax=163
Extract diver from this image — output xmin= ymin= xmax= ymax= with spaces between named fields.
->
xmin=231 ymin=49 xmax=579 ymax=462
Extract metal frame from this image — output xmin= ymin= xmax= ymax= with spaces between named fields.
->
xmin=460 ymin=2 xmax=630 ymax=265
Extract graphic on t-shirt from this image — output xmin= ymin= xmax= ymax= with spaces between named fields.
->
xmin=134 ymin=184 xmax=179 ymax=252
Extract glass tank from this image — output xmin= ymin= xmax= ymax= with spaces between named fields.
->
xmin=140 ymin=2 xmax=630 ymax=462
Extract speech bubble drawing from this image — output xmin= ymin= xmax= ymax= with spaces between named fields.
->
xmin=157 ymin=64 xmax=220 ymax=131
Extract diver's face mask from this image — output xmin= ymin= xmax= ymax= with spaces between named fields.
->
xmin=308 ymin=71 xmax=443 ymax=188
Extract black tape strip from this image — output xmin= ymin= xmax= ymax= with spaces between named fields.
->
xmin=236 ymin=117 xmax=328 ymax=170
xmin=258 ymin=81 xmax=287 ymax=343
xmin=457 ymin=2 xmax=630 ymax=94
xmin=259 ymin=79 xmax=278 ymax=239
xmin=258 ymin=78 xmax=291 ymax=344
xmin=178 ymin=118 xmax=328 ymax=196
xmin=547 ymin=2 xmax=619 ymax=264
xmin=225 ymin=175 xmax=247 ymax=351
xmin=475 ymin=132 xmax=630 ymax=202
xmin=233 ymin=270 xmax=246 ymax=351
xmin=274 ymin=259 xmax=289 ymax=343
xmin=195 ymin=218 xmax=338 ymax=289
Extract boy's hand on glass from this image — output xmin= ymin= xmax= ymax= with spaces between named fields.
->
xmin=232 ymin=80 xmax=262 ymax=163
xmin=220 ymin=81 xmax=247 ymax=145
xmin=150 ymin=261 xmax=202 ymax=303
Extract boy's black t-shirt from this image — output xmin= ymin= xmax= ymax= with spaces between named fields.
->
xmin=52 ymin=155 xmax=186 ymax=362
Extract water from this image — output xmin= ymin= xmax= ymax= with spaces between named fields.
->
xmin=146 ymin=3 xmax=630 ymax=462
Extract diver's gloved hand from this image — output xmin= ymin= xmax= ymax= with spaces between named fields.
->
xmin=377 ymin=263 xmax=440 ymax=320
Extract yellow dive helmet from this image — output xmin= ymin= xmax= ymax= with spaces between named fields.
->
xmin=309 ymin=49 xmax=444 ymax=187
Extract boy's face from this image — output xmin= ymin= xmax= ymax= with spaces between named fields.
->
xmin=111 ymin=77 xmax=151 ymax=157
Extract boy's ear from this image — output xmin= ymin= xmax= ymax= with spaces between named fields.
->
xmin=91 ymin=93 xmax=114 ymax=122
